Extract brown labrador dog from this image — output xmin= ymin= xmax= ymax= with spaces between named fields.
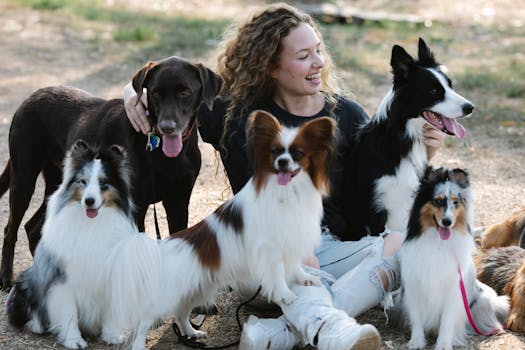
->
xmin=0 ymin=56 xmax=222 ymax=289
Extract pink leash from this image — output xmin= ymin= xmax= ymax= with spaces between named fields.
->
xmin=457 ymin=264 xmax=504 ymax=336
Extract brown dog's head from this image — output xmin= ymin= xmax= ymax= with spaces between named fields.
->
xmin=132 ymin=56 xmax=223 ymax=157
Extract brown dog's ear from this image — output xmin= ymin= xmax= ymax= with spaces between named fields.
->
xmin=132 ymin=61 xmax=159 ymax=103
xmin=196 ymin=63 xmax=223 ymax=109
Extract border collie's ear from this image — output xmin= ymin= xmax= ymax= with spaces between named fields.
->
xmin=132 ymin=61 xmax=158 ymax=104
xmin=448 ymin=168 xmax=470 ymax=188
xmin=72 ymin=139 xmax=89 ymax=153
xmin=196 ymin=63 xmax=223 ymax=110
xmin=391 ymin=44 xmax=414 ymax=81
xmin=417 ymin=38 xmax=436 ymax=67
xmin=109 ymin=144 xmax=126 ymax=159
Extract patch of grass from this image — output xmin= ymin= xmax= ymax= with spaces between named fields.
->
xmin=114 ymin=27 xmax=155 ymax=42
xmin=20 ymin=0 xmax=67 ymax=10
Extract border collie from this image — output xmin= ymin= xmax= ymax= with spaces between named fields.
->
xmin=476 ymin=246 xmax=525 ymax=334
xmin=399 ymin=166 xmax=508 ymax=350
xmin=6 ymin=140 xmax=139 ymax=349
xmin=343 ymin=38 xmax=474 ymax=239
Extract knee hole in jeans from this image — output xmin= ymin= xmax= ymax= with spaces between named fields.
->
xmin=370 ymin=262 xmax=398 ymax=296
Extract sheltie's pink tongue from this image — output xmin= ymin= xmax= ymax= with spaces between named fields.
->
xmin=442 ymin=117 xmax=466 ymax=139
xmin=277 ymin=172 xmax=292 ymax=186
xmin=162 ymin=134 xmax=183 ymax=158
xmin=86 ymin=208 xmax=98 ymax=219
xmin=439 ymin=226 xmax=451 ymax=240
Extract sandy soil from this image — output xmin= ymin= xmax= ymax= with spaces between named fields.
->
xmin=0 ymin=1 xmax=524 ymax=349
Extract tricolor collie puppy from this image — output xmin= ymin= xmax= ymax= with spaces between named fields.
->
xmin=6 ymin=140 xmax=138 ymax=349
xmin=343 ymin=38 xmax=474 ymax=239
xmin=475 ymin=246 xmax=525 ymax=334
xmin=122 ymin=110 xmax=337 ymax=348
xmin=399 ymin=167 xmax=509 ymax=350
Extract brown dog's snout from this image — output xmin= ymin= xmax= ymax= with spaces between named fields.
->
xmin=158 ymin=120 xmax=177 ymax=135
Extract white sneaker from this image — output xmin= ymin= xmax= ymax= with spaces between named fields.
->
xmin=317 ymin=320 xmax=381 ymax=350
xmin=239 ymin=315 xmax=299 ymax=350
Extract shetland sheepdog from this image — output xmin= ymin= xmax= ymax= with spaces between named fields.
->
xmin=398 ymin=166 xmax=509 ymax=350
xmin=475 ymin=246 xmax=525 ymax=334
xmin=6 ymin=140 xmax=139 ymax=349
xmin=342 ymin=38 xmax=474 ymax=239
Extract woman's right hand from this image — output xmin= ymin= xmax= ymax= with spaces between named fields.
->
xmin=123 ymin=82 xmax=150 ymax=134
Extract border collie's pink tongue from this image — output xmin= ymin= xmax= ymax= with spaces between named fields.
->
xmin=162 ymin=134 xmax=183 ymax=158
xmin=86 ymin=208 xmax=98 ymax=218
xmin=439 ymin=226 xmax=451 ymax=240
xmin=442 ymin=117 xmax=466 ymax=139
xmin=277 ymin=172 xmax=292 ymax=186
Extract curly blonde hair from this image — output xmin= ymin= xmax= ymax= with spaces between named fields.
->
xmin=216 ymin=3 xmax=342 ymax=139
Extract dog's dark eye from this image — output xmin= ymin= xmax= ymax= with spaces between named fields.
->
xmin=432 ymin=198 xmax=445 ymax=207
xmin=77 ymin=179 xmax=87 ymax=186
xmin=99 ymin=180 xmax=109 ymax=191
xmin=429 ymin=88 xmax=438 ymax=95
xmin=271 ymin=146 xmax=284 ymax=156
xmin=290 ymin=148 xmax=304 ymax=161
xmin=178 ymin=90 xmax=191 ymax=98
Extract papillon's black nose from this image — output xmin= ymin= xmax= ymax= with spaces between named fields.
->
xmin=277 ymin=158 xmax=289 ymax=169
xmin=85 ymin=197 xmax=95 ymax=207
xmin=442 ymin=217 xmax=452 ymax=227
xmin=462 ymin=103 xmax=474 ymax=115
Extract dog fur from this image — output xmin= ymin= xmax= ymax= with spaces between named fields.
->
xmin=477 ymin=209 xmax=525 ymax=249
xmin=398 ymin=166 xmax=509 ymax=350
xmin=0 ymin=56 xmax=222 ymax=289
xmin=6 ymin=140 xmax=140 ymax=349
xmin=342 ymin=38 xmax=473 ymax=239
xmin=475 ymin=246 xmax=525 ymax=334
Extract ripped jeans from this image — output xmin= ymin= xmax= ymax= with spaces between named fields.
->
xmin=238 ymin=230 xmax=401 ymax=347
xmin=316 ymin=229 xmax=400 ymax=317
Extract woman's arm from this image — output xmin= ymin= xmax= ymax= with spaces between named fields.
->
xmin=123 ymin=82 xmax=150 ymax=134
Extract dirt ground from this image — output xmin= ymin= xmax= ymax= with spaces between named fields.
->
xmin=0 ymin=0 xmax=524 ymax=349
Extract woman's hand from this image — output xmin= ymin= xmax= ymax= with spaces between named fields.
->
xmin=123 ymin=82 xmax=150 ymax=134
xmin=423 ymin=123 xmax=446 ymax=160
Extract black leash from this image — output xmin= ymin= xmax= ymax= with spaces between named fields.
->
xmin=146 ymin=132 xmax=162 ymax=241
xmin=173 ymin=286 xmax=262 ymax=349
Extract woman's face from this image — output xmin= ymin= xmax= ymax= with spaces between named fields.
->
xmin=271 ymin=22 xmax=325 ymax=97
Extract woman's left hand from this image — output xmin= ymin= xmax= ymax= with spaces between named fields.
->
xmin=423 ymin=124 xmax=446 ymax=160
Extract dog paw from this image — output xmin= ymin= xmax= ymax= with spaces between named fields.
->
xmin=434 ymin=343 xmax=453 ymax=350
xmin=407 ymin=337 xmax=426 ymax=349
xmin=277 ymin=291 xmax=298 ymax=306
xmin=62 ymin=336 xmax=88 ymax=349
xmin=101 ymin=332 xmax=124 ymax=345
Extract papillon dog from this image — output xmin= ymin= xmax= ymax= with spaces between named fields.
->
xmin=6 ymin=140 xmax=141 ymax=349
xmin=398 ymin=166 xmax=509 ymax=350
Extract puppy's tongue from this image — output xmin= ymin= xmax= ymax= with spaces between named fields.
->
xmin=439 ymin=226 xmax=451 ymax=240
xmin=86 ymin=208 xmax=98 ymax=218
xmin=162 ymin=134 xmax=182 ymax=158
xmin=277 ymin=172 xmax=292 ymax=186
xmin=442 ymin=117 xmax=466 ymax=139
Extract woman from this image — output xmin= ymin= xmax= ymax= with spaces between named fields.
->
xmin=124 ymin=3 xmax=445 ymax=349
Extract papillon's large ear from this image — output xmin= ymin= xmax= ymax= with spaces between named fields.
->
xmin=417 ymin=37 xmax=437 ymax=67
xmin=391 ymin=44 xmax=415 ymax=83
xmin=299 ymin=117 xmax=338 ymax=151
xmin=246 ymin=110 xmax=281 ymax=147
xmin=297 ymin=117 xmax=338 ymax=196
xmin=131 ymin=61 xmax=159 ymax=104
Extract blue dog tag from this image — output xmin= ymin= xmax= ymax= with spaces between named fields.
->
xmin=146 ymin=133 xmax=160 ymax=151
